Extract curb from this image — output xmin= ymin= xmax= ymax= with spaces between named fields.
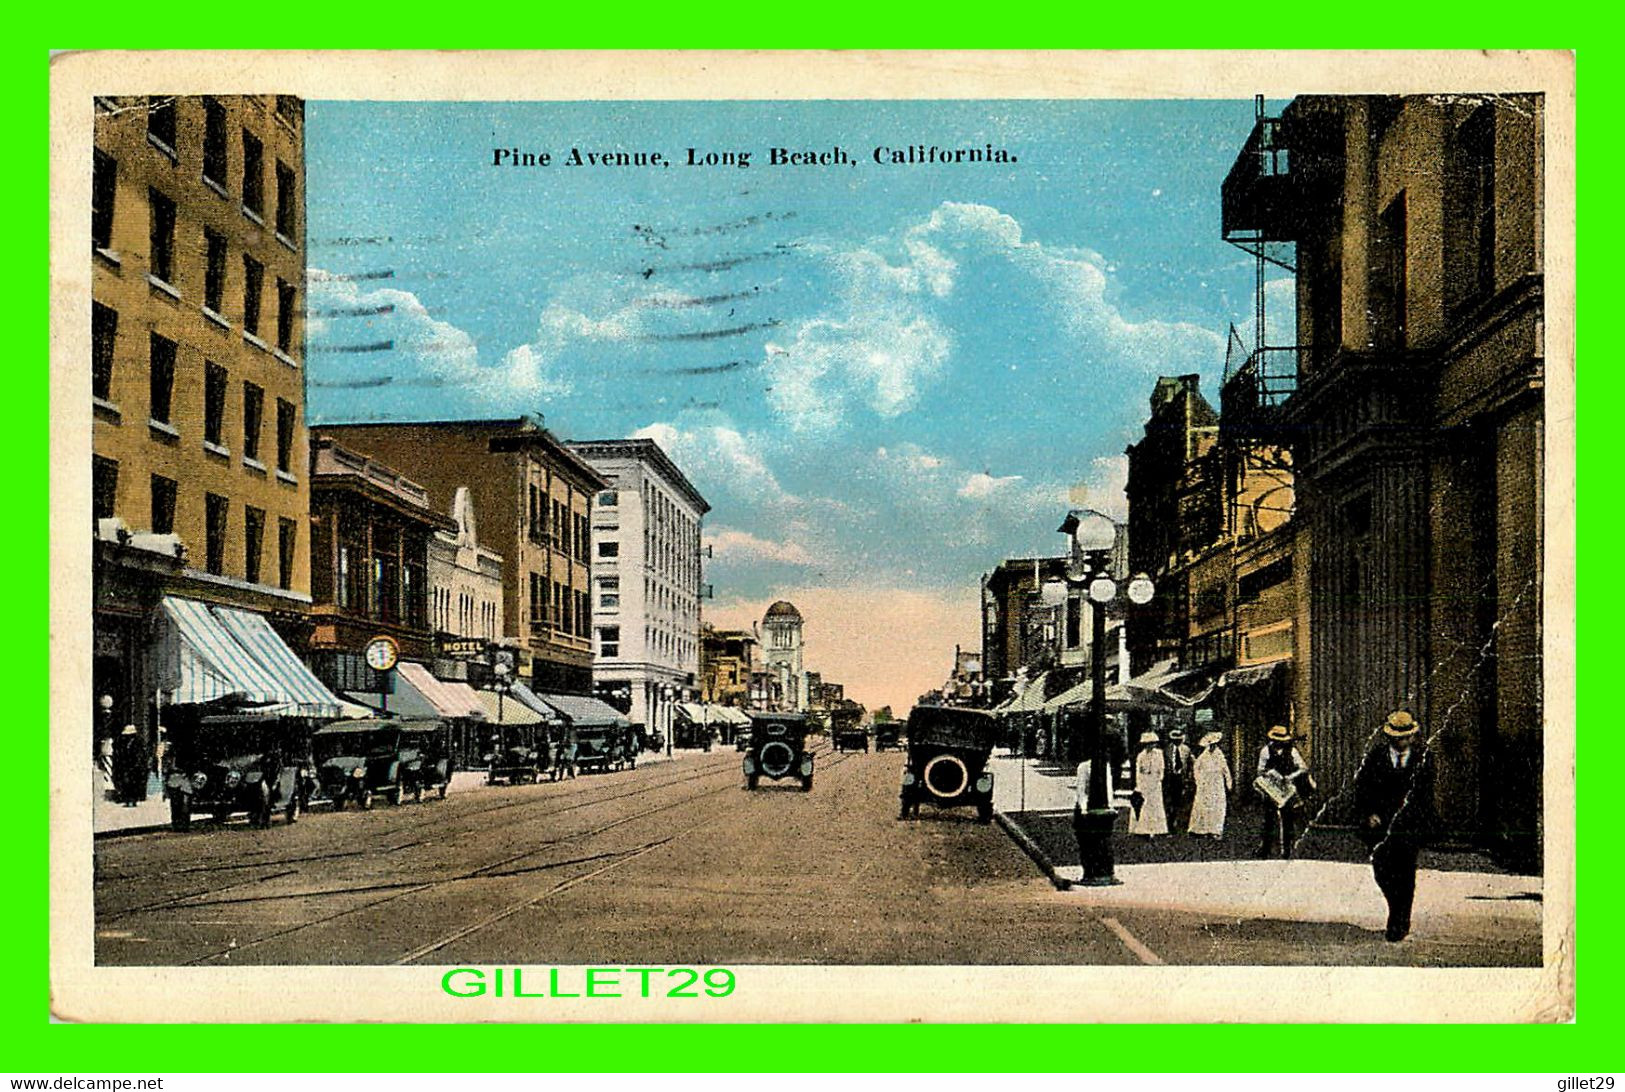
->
xmin=94 ymin=821 xmax=172 ymax=840
xmin=994 ymin=809 xmax=1072 ymax=891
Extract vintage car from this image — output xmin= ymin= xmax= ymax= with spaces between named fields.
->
xmin=484 ymin=723 xmax=546 ymax=785
xmin=898 ymin=705 xmax=998 ymax=823
xmin=574 ymin=724 xmax=633 ymax=774
xmin=312 ymin=720 xmax=415 ymax=809
xmin=395 ymin=720 xmax=453 ymax=801
xmin=742 ymin=711 xmax=814 ymax=791
xmin=873 ymin=720 xmax=904 ymax=752
xmin=164 ymin=712 xmax=305 ymax=831
xmin=832 ymin=725 xmax=870 ymax=752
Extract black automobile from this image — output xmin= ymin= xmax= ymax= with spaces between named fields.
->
xmin=743 ymin=712 xmax=814 ymax=791
xmin=164 ymin=713 xmax=305 ymax=830
xmin=395 ymin=720 xmax=453 ymax=801
xmin=485 ymin=723 xmax=545 ymax=785
xmin=898 ymin=705 xmax=998 ymax=823
xmin=873 ymin=720 xmax=904 ymax=752
xmin=575 ymin=724 xmax=633 ymax=773
xmin=833 ymin=725 xmax=870 ymax=752
xmin=313 ymin=720 xmax=412 ymax=809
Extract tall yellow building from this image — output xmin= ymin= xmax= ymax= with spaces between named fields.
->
xmin=91 ymin=95 xmax=322 ymax=750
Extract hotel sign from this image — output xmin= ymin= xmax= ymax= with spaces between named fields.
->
xmin=440 ymin=638 xmax=487 ymax=657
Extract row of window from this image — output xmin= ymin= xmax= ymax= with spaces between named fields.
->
xmin=642 ymin=479 xmax=700 ymax=587
xmin=433 ymin=586 xmax=498 ymax=641
xmin=526 ymin=572 xmax=591 ymax=640
xmin=93 ymin=456 xmax=296 ymax=590
xmin=525 ymin=482 xmax=592 ymax=564
xmin=93 ymin=307 xmax=299 ymax=473
xmin=332 ymin=518 xmax=428 ymax=629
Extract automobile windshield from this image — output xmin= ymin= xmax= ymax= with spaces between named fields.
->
xmin=907 ymin=709 xmax=996 ymax=751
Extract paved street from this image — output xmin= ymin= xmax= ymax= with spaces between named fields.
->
xmin=95 ymin=744 xmax=1535 ymax=968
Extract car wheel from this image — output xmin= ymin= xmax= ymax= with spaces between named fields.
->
xmin=254 ymin=781 xmax=273 ymax=828
xmin=284 ymin=793 xmax=299 ymax=825
xmin=413 ymin=783 xmax=423 ymax=804
xmin=359 ymin=787 xmax=373 ymax=810
xmin=801 ymin=776 xmax=813 ymax=793
xmin=977 ymin=800 xmax=993 ymax=824
xmin=438 ymin=781 xmax=448 ymax=799
xmin=387 ymin=784 xmax=403 ymax=806
xmin=746 ymin=774 xmax=758 ymax=791
xmin=170 ymin=794 xmax=191 ymax=832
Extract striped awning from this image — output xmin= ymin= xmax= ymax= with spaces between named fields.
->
xmin=153 ymin=597 xmax=344 ymax=718
xmin=535 ymin=693 xmax=630 ymax=728
xmin=396 ymin=662 xmax=486 ymax=720
xmin=470 ymin=688 xmax=545 ymax=725
xmin=507 ymin=682 xmax=565 ymax=724
xmin=994 ymin=671 xmax=1051 ymax=715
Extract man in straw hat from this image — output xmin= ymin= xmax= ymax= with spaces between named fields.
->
xmin=1354 ymin=710 xmax=1438 ymax=942
xmin=1254 ymin=725 xmax=1313 ymax=858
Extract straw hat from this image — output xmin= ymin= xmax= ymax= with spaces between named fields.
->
xmin=1139 ymin=731 xmax=1159 ymax=745
xmin=1266 ymin=725 xmax=1292 ymax=742
xmin=1382 ymin=710 xmax=1419 ymax=738
xmin=1199 ymin=731 xmax=1223 ymax=748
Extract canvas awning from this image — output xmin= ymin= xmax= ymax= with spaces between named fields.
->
xmin=470 ymin=688 xmax=545 ymax=725
xmin=1218 ymin=660 xmax=1289 ymax=691
xmin=505 ymin=681 xmax=565 ymax=724
xmin=343 ymin=686 xmax=441 ymax=720
xmin=1041 ymin=659 xmax=1219 ymax=713
xmin=994 ymin=671 xmax=1050 ymax=715
xmin=536 ymin=693 xmax=631 ymax=729
xmin=396 ymin=662 xmax=486 ymax=720
xmin=151 ymin=597 xmax=344 ymax=718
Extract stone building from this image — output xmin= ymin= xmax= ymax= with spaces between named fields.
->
xmin=427 ymin=486 xmax=505 ymax=653
xmin=760 ymin=600 xmax=807 ymax=712
xmin=700 ymin=625 xmax=756 ymax=708
xmin=1220 ymin=93 xmax=1544 ymax=865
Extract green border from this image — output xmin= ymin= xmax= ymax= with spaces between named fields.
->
xmin=22 ymin=13 xmax=1600 ymax=1073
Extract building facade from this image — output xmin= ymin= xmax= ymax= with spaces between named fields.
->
xmin=760 ymin=601 xmax=807 ymax=712
xmin=305 ymin=436 xmax=453 ymax=694
xmin=315 ymin=418 xmax=606 ymax=694
xmin=91 ymin=94 xmax=311 ymax=752
xmin=427 ymin=486 xmax=505 ymax=653
xmin=980 ymin=557 xmax=1069 ymax=689
xmin=567 ymin=439 xmax=709 ymax=738
xmin=700 ymin=625 xmax=756 ymax=708
xmin=1221 ymin=93 xmax=1544 ymax=865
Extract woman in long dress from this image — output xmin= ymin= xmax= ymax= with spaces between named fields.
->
xmin=1129 ymin=731 xmax=1168 ymax=837
xmin=1188 ymin=731 xmax=1232 ymax=837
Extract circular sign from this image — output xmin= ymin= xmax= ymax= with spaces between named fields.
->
xmin=364 ymin=636 xmax=400 ymax=672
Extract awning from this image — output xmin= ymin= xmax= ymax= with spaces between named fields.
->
xmin=1042 ymin=659 xmax=1219 ymax=713
xmin=994 ymin=671 xmax=1051 ymax=715
xmin=396 ymin=662 xmax=486 ymax=720
xmin=470 ymin=688 xmax=545 ymax=725
xmin=343 ymin=687 xmax=441 ymax=720
xmin=1218 ymin=660 xmax=1289 ymax=691
xmin=536 ymin=693 xmax=631 ymax=728
xmin=213 ymin=606 xmax=346 ymax=718
xmin=152 ymin=596 xmax=344 ymax=717
xmin=506 ymin=681 xmax=565 ymax=724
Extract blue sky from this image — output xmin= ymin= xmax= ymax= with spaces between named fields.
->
xmin=306 ymin=99 xmax=1279 ymax=708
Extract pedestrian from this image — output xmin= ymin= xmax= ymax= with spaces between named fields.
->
xmin=1129 ymin=731 xmax=1167 ymax=837
xmin=1071 ymin=750 xmax=1118 ymax=876
xmin=1353 ymin=710 xmax=1438 ymax=942
xmin=1188 ymin=731 xmax=1232 ymax=837
xmin=1163 ymin=728 xmax=1195 ymax=833
xmin=112 ymin=724 xmax=148 ymax=806
xmin=96 ymin=733 xmax=115 ymax=798
xmin=1254 ymin=725 xmax=1313 ymax=858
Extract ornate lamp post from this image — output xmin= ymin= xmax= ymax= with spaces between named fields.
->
xmin=1058 ymin=508 xmax=1155 ymax=886
xmin=662 ymin=683 xmax=677 ymax=756
xmin=493 ymin=660 xmax=511 ymax=724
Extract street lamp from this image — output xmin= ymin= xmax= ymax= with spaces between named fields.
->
xmin=493 ymin=660 xmax=511 ymax=724
xmin=1057 ymin=508 xmax=1155 ymax=887
xmin=662 ymin=684 xmax=677 ymax=756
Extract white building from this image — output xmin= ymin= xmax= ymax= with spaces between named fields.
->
xmin=568 ymin=439 xmax=709 ymax=742
xmin=761 ymin=600 xmax=806 ymax=712
xmin=427 ymin=486 xmax=504 ymax=647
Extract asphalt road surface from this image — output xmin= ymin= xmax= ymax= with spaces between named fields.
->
xmin=94 ymin=745 xmax=1526 ymax=967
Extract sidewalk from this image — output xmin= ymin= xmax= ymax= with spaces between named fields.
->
xmin=92 ymin=746 xmax=719 ymax=836
xmin=988 ymin=754 xmax=1542 ymax=934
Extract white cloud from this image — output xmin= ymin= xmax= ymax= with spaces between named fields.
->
xmin=703 ymin=528 xmax=815 ymax=566
xmin=1067 ymin=455 xmax=1130 ymax=521
xmin=632 ymin=421 xmax=795 ymax=508
xmin=958 ymin=471 xmax=1024 ymax=499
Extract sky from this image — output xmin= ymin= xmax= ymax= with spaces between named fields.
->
xmin=304 ymin=99 xmax=1283 ymax=712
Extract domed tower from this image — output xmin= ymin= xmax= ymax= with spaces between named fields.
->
xmin=761 ymin=600 xmax=806 ymax=712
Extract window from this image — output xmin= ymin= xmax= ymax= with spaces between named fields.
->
xmin=244 ymin=505 xmax=265 ymax=584
xmin=278 ymin=517 xmax=297 ymax=590
xmin=241 ymin=129 xmax=264 ymax=216
xmin=202 ymin=97 xmax=227 ymax=187
xmin=92 ymin=302 xmax=116 ymax=402
xmin=597 ymin=490 xmax=617 ymax=507
xmin=529 ymin=572 xmax=545 ymax=628
xmin=597 ymin=540 xmax=619 ymax=558
xmin=148 ymin=333 xmax=176 ymax=425
xmin=276 ymin=279 xmax=296 ymax=352
xmin=1372 ymin=192 xmax=1408 ymax=350
xmin=242 ymin=382 xmax=263 ymax=461
xmin=203 ymin=362 xmax=227 ymax=446
xmin=1462 ymin=105 xmax=1497 ymax=303
xmin=577 ymin=590 xmax=590 ymax=637
xmin=275 ymin=161 xmax=296 ymax=238
xmin=275 ymin=95 xmax=302 ymax=126
xmin=338 ymin=513 xmax=366 ymax=610
xmin=1065 ymin=596 xmax=1082 ymax=649
xmin=204 ymin=229 xmax=226 ymax=314
xmin=559 ymin=581 xmax=572 ymax=635
xmin=149 ymin=475 xmax=176 ymax=535
xmin=146 ymin=96 xmax=175 ymax=152
xmin=92 ymin=150 xmax=116 ymax=250
xmin=148 ymin=189 xmax=176 ymax=285
xmin=1239 ymin=556 xmax=1294 ymax=602
xmin=243 ymin=254 xmax=264 ymax=336
xmin=599 ymin=626 xmax=620 ymax=659
xmin=372 ymin=525 xmax=400 ymax=622
xmin=404 ymin=534 xmax=427 ymax=628
xmin=204 ymin=493 xmax=228 ymax=575
xmin=598 ymin=576 xmax=620 ymax=609
xmin=93 ymin=457 xmax=117 ymax=522
xmin=275 ymin=398 xmax=294 ymax=473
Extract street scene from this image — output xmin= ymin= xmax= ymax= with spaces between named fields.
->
xmin=83 ymin=85 xmax=1550 ymax=975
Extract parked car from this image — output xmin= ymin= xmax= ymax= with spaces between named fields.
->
xmin=396 ymin=720 xmax=453 ymax=801
xmin=833 ymin=725 xmax=870 ymax=752
xmin=164 ymin=712 xmax=305 ymax=830
xmin=898 ymin=705 xmax=998 ymax=823
xmin=312 ymin=720 xmax=413 ymax=809
xmin=575 ymin=724 xmax=633 ymax=773
xmin=742 ymin=711 xmax=814 ymax=791
xmin=484 ymin=723 xmax=545 ymax=785
xmin=873 ymin=720 xmax=904 ymax=752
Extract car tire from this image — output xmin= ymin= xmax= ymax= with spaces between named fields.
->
xmin=746 ymin=774 xmax=758 ymax=791
xmin=359 ymin=787 xmax=373 ymax=811
xmin=977 ymin=800 xmax=993 ymax=824
xmin=170 ymin=794 xmax=191 ymax=832
xmin=438 ymin=781 xmax=449 ymax=799
xmin=254 ymin=781 xmax=273 ymax=829
xmin=413 ymin=783 xmax=423 ymax=804
xmin=285 ymin=793 xmax=299 ymax=825
xmin=801 ymin=776 xmax=813 ymax=793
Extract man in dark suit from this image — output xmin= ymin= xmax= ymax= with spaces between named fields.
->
xmin=1353 ymin=710 xmax=1438 ymax=942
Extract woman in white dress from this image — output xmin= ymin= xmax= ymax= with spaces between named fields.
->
xmin=1188 ymin=731 xmax=1232 ymax=837
xmin=1129 ymin=731 xmax=1168 ymax=837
